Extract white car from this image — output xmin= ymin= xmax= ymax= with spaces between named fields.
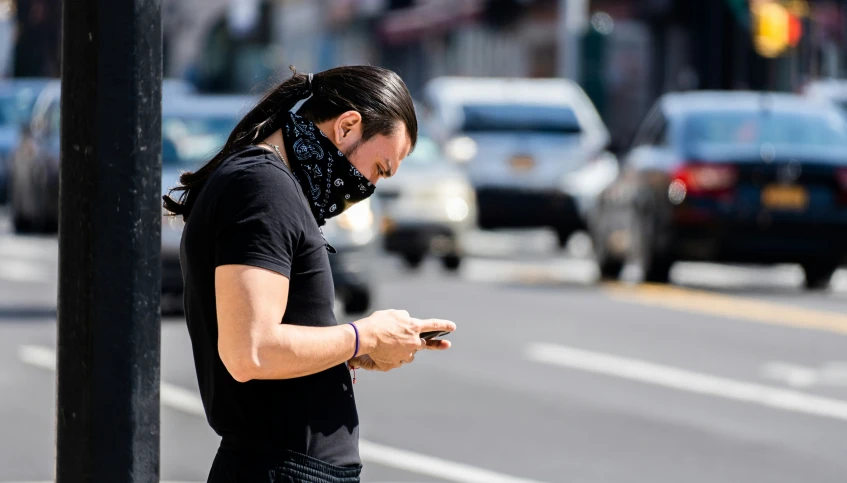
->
xmin=375 ymin=135 xmax=476 ymax=271
xmin=423 ymin=77 xmax=618 ymax=247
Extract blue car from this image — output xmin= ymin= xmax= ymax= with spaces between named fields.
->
xmin=590 ymin=91 xmax=847 ymax=289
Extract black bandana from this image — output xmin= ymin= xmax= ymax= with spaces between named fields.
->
xmin=281 ymin=111 xmax=375 ymax=226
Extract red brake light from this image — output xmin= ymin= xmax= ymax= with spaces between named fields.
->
xmin=672 ymin=163 xmax=738 ymax=197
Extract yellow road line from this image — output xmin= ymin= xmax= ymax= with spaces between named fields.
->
xmin=605 ymin=282 xmax=847 ymax=336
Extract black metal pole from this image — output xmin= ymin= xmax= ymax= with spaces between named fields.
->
xmin=57 ymin=0 xmax=162 ymax=481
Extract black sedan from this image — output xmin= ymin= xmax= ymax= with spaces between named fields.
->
xmin=590 ymin=91 xmax=847 ymax=289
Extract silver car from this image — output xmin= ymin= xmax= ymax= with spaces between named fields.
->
xmin=375 ymin=134 xmax=476 ymax=271
xmin=423 ymin=77 xmax=619 ymax=247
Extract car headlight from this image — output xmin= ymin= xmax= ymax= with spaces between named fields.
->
xmin=445 ymin=197 xmax=469 ymax=222
xmin=444 ymin=136 xmax=477 ymax=163
xmin=336 ymin=198 xmax=374 ymax=232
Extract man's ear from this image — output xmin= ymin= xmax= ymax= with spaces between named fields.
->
xmin=335 ymin=111 xmax=362 ymax=144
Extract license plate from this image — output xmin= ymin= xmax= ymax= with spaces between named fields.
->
xmin=761 ymin=185 xmax=808 ymax=210
xmin=509 ymin=155 xmax=535 ymax=172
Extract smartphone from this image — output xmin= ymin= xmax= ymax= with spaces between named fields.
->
xmin=421 ymin=330 xmax=451 ymax=340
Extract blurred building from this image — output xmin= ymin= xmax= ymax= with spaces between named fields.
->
xmin=138 ymin=0 xmax=847 ymax=149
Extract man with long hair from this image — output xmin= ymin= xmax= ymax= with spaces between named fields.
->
xmin=164 ymin=65 xmax=456 ymax=482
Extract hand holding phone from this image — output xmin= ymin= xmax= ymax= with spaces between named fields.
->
xmin=420 ymin=330 xmax=451 ymax=340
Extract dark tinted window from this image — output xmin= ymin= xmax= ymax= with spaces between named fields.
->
xmin=461 ymin=104 xmax=581 ymax=134
xmin=162 ymin=114 xmax=238 ymax=166
xmin=683 ymin=110 xmax=847 ymax=147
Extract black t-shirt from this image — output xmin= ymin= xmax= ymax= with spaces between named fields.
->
xmin=180 ymin=146 xmax=359 ymax=467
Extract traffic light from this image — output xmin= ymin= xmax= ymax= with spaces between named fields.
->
xmin=751 ymin=0 xmax=804 ymax=58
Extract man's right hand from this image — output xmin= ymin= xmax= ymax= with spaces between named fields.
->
xmin=354 ymin=309 xmax=455 ymax=366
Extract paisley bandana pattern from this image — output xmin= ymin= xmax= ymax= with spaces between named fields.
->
xmin=281 ymin=111 xmax=375 ymax=225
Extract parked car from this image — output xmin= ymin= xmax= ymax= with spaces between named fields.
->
xmin=422 ymin=77 xmax=618 ymax=247
xmin=9 ymin=80 xmax=60 ymax=232
xmin=375 ymin=134 xmax=475 ymax=271
xmin=161 ymin=94 xmax=378 ymax=314
xmin=9 ymin=79 xmax=196 ymax=233
xmin=589 ymin=91 xmax=847 ymax=289
xmin=0 ymin=78 xmax=52 ymax=203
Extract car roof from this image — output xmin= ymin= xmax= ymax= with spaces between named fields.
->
xmin=424 ymin=76 xmax=587 ymax=106
xmin=661 ymin=91 xmax=834 ymax=117
xmin=163 ymin=94 xmax=257 ymax=117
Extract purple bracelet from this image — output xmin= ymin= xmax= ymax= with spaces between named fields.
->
xmin=349 ymin=323 xmax=360 ymax=358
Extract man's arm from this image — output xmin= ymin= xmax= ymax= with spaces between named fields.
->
xmin=216 ymin=264 xmax=456 ymax=383
xmin=215 ymin=264 xmax=360 ymax=382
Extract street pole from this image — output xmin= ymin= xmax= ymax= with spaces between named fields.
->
xmin=558 ymin=0 xmax=589 ymax=82
xmin=57 ymin=0 xmax=162 ymax=481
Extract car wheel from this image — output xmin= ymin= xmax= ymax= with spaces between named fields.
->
xmin=402 ymin=252 xmax=425 ymax=270
xmin=344 ymin=286 xmax=371 ymax=315
xmin=593 ymin=230 xmax=624 ymax=281
xmin=441 ymin=254 xmax=462 ymax=272
xmin=161 ymin=293 xmax=184 ymax=317
xmin=11 ymin=190 xmax=32 ymax=234
xmin=638 ymin=219 xmax=673 ymax=284
xmin=598 ymin=257 xmax=624 ymax=281
xmin=12 ymin=210 xmax=32 ymax=234
xmin=643 ymin=256 xmax=673 ymax=284
xmin=802 ymin=262 xmax=837 ymax=290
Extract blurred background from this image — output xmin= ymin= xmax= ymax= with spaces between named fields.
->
xmin=5 ymin=0 xmax=847 ymax=482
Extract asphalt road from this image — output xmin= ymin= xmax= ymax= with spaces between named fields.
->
xmin=3 ymin=215 xmax=847 ymax=482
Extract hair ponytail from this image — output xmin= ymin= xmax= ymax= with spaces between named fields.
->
xmin=162 ymin=68 xmax=309 ymax=217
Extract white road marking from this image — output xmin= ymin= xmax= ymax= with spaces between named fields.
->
xmin=0 ymin=259 xmax=52 ymax=283
xmin=761 ymin=361 xmax=847 ymax=388
xmin=358 ymin=440 xmax=542 ymax=483
xmin=0 ymin=237 xmax=58 ymax=261
xmin=17 ymin=345 xmax=55 ymax=370
xmin=19 ymin=345 xmax=546 ymax=483
xmin=527 ymin=343 xmax=847 ymax=422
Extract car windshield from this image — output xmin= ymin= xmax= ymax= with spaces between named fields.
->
xmin=162 ymin=114 xmax=238 ymax=167
xmin=403 ymin=136 xmax=441 ymax=166
xmin=460 ymin=104 xmax=581 ymax=134
xmin=684 ymin=110 xmax=847 ymax=148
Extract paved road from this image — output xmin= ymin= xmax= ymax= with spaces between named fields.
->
xmin=3 ymin=218 xmax=847 ymax=482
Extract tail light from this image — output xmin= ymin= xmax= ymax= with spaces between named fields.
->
xmin=671 ymin=163 xmax=738 ymax=200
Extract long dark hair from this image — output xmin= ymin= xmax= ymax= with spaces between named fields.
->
xmin=163 ymin=65 xmax=418 ymax=218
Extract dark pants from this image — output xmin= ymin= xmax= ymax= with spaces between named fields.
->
xmin=207 ymin=446 xmax=362 ymax=483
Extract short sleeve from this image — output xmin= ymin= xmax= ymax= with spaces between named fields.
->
xmin=213 ymin=162 xmax=305 ymax=277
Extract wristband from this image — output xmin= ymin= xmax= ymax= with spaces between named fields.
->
xmin=349 ymin=322 xmax=360 ymax=358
